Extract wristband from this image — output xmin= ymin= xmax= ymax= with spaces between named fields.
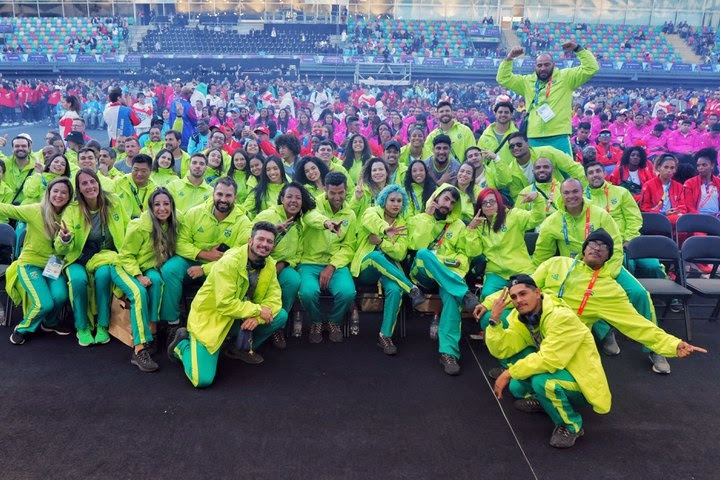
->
xmin=488 ymin=317 xmax=500 ymax=327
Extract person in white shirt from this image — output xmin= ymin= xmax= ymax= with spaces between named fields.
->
xmin=133 ymin=93 xmax=154 ymax=136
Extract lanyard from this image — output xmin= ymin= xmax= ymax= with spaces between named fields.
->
xmin=410 ymin=189 xmax=420 ymax=210
xmin=586 ymin=185 xmax=610 ymax=213
xmin=429 ymin=223 xmax=450 ymax=250
xmin=562 ymin=207 xmax=592 ymax=245
xmin=534 ymin=180 xmax=557 ymax=213
xmin=533 ymin=77 xmax=553 ymax=106
xmin=698 ymin=183 xmax=717 ymax=210
xmin=656 ymin=182 xmax=671 ymax=210
xmin=557 ymin=257 xmax=601 ymax=315
xmin=129 ymin=184 xmax=147 ymax=212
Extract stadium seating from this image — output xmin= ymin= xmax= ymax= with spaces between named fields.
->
xmin=0 ymin=17 xmax=122 ymax=55
xmin=516 ymin=22 xmax=682 ymax=63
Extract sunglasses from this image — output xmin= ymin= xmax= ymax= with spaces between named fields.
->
xmin=509 ymin=142 xmax=525 ymax=149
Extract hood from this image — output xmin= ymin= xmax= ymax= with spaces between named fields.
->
xmin=427 ymin=183 xmax=464 ymax=223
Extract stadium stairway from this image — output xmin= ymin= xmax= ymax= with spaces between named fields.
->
xmin=128 ymin=24 xmax=153 ymax=53
xmin=502 ymin=27 xmax=521 ymax=52
xmin=664 ymin=32 xmax=703 ymax=64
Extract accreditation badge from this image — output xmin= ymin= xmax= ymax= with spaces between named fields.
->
xmin=42 ymin=255 xmax=64 ymax=280
xmin=536 ymin=104 xmax=556 ymax=123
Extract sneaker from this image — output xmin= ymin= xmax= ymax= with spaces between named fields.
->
xmin=308 ymin=323 xmax=323 ymax=343
xmin=166 ymin=327 xmax=189 ymax=363
xmin=94 ymin=326 xmax=111 ymax=345
xmin=439 ymin=353 xmax=460 ymax=376
xmin=462 ymin=291 xmax=480 ymax=311
xmin=9 ymin=329 xmax=26 ymax=345
xmin=669 ymin=299 xmax=683 ymax=313
xmin=409 ymin=285 xmax=425 ymax=309
xmin=327 ymin=322 xmax=343 ymax=343
xmin=513 ymin=397 xmax=545 ymax=413
xmin=602 ymin=330 xmax=621 ymax=356
xmin=271 ymin=329 xmax=286 ymax=350
xmin=40 ymin=324 xmax=73 ymax=336
xmin=146 ymin=339 xmax=158 ymax=356
xmin=77 ymin=328 xmax=94 ymax=347
xmin=649 ymin=353 xmax=671 ymax=374
xmin=488 ymin=366 xmax=505 ymax=380
xmin=224 ymin=346 xmax=264 ymax=364
xmin=131 ymin=347 xmax=159 ymax=373
xmin=549 ymin=425 xmax=584 ymax=449
xmin=377 ymin=333 xmax=397 ymax=355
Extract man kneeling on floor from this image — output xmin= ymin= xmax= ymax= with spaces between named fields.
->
xmin=167 ymin=222 xmax=287 ymax=388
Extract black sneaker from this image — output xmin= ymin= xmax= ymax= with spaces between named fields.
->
xmin=308 ymin=323 xmax=323 ymax=344
xmin=462 ymin=291 xmax=480 ymax=311
xmin=439 ymin=353 xmax=460 ymax=376
xmin=488 ymin=366 xmax=506 ymax=380
xmin=224 ymin=346 xmax=264 ymax=364
xmin=40 ymin=324 xmax=73 ymax=336
xmin=513 ymin=397 xmax=545 ymax=413
xmin=9 ymin=329 xmax=26 ymax=345
xmin=409 ymin=286 xmax=425 ymax=309
xmin=377 ymin=333 xmax=397 ymax=355
xmin=145 ymin=339 xmax=158 ymax=356
xmin=327 ymin=322 xmax=343 ymax=343
xmin=166 ymin=327 xmax=189 ymax=363
xmin=131 ymin=348 xmax=159 ymax=373
xmin=549 ymin=425 xmax=585 ymax=449
xmin=271 ymin=329 xmax=287 ymax=350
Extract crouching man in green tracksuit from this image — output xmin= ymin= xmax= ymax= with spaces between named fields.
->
xmin=167 ymin=222 xmax=287 ymax=388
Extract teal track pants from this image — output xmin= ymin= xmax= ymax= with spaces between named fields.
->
xmin=159 ymin=256 xmax=202 ymax=323
xmin=110 ymin=266 xmax=156 ymax=346
xmin=410 ymin=249 xmax=467 ymax=359
xmin=66 ymin=263 xmax=113 ymax=330
xmin=479 ymin=273 xmax=511 ymax=330
xmin=356 ymin=250 xmax=414 ymax=337
xmin=297 ymin=264 xmax=355 ymax=325
xmin=278 ymin=266 xmax=301 ymax=313
xmin=15 ymin=264 xmax=68 ymax=334
xmin=509 ymin=369 xmax=588 ymax=434
xmin=529 ymin=135 xmax=573 ymax=157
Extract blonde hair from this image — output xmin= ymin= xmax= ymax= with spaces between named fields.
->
xmin=41 ymin=177 xmax=74 ymax=237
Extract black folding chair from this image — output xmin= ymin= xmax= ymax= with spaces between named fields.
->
xmin=640 ymin=212 xmax=673 ymax=237
xmin=676 ymin=213 xmax=720 ymax=240
xmin=0 ymin=223 xmax=17 ymax=327
xmin=682 ymin=236 xmax=720 ymax=321
xmin=626 ymin=235 xmax=693 ymax=340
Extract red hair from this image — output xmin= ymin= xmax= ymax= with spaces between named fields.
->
xmin=475 ymin=188 xmax=507 ymax=233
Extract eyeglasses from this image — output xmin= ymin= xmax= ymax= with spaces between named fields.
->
xmin=586 ymin=240 xmax=609 ymax=252
xmin=481 ymin=199 xmax=497 ymax=207
xmin=599 ymin=133 xmax=611 ymax=137
xmin=509 ymin=142 xmax=525 ymax=149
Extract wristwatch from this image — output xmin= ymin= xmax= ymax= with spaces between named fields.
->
xmin=488 ymin=317 xmax=501 ymax=327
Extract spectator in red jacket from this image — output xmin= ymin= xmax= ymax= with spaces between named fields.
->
xmin=683 ymin=147 xmax=720 ymax=216
xmin=608 ymin=146 xmax=655 ymax=201
xmin=594 ymin=129 xmax=623 ymax=174
xmin=640 ymin=154 xmax=686 ymax=226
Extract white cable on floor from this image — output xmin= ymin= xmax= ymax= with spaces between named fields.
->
xmin=466 ymin=338 xmax=540 ymax=480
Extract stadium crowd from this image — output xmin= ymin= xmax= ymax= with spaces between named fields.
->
xmin=0 ymin=39 xmax=712 ymax=449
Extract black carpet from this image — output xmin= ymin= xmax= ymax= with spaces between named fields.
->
xmin=0 ymin=305 xmax=717 ymax=480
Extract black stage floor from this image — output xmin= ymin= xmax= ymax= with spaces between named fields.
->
xmin=0 ymin=302 xmax=717 ymax=480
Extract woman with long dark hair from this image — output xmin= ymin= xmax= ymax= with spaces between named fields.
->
xmin=452 ymin=161 xmax=480 ymax=223
xmin=59 ymin=94 xmax=82 ymax=138
xmin=150 ymin=148 xmax=179 ymax=187
xmin=204 ymin=147 xmax=226 ymax=186
xmin=351 ymin=157 xmax=390 ymax=217
xmin=243 ymin=155 xmax=288 ymax=219
xmin=227 ymin=148 xmax=252 ymax=203
xmin=22 ymin=153 xmax=71 ymax=204
xmin=294 ymin=156 xmax=330 ymax=199
xmin=608 ymin=146 xmax=655 ymax=201
xmin=403 ymin=159 xmax=436 ymax=217
xmin=342 ymin=134 xmax=373 ymax=183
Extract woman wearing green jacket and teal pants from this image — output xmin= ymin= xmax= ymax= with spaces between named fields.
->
xmin=3 ymin=177 xmax=74 ymax=344
xmin=114 ymin=187 xmax=181 ymax=371
xmin=351 ymin=184 xmax=424 ymax=355
xmin=55 ymin=168 xmax=129 ymax=347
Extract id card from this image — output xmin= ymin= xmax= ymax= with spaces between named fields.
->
xmin=42 ymin=255 xmax=64 ymax=280
xmin=536 ymin=104 xmax=556 ymax=123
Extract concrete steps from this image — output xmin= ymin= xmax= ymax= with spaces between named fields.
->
xmin=664 ymin=33 xmax=702 ymax=64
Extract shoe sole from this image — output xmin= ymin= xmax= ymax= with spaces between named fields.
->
xmin=377 ymin=342 xmax=397 ymax=355
xmin=308 ymin=335 xmax=323 ymax=344
xmin=602 ymin=347 xmax=621 ymax=356
xmin=550 ymin=429 xmax=584 ymax=448
xmin=9 ymin=334 xmax=25 ymax=345
xmin=40 ymin=326 xmax=72 ymax=336
xmin=649 ymin=355 xmax=671 ymax=374
xmin=95 ymin=338 xmax=111 ymax=345
xmin=439 ymin=357 xmax=460 ymax=375
xmin=131 ymin=359 xmax=159 ymax=373
xmin=166 ymin=329 xmax=188 ymax=363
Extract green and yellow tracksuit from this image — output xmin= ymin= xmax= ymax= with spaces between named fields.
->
xmin=389 ymin=164 xmax=408 ymax=186
xmin=351 ymin=206 xmax=413 ymax=337
xmin=22 ymin=172 xmax=62 ymax=205
xmin=230 ymin=170 xmax=250 ymax=204
xmin=485 ymin=295 xmax=610 ymax=433
xmin=176 ymin=150 xmax=193 ymax=178
xmin=65 ymin=149 xmax=78 ymax=168
xmin=404 ymin=183 xmax=429 ymax=219
xmin=159 ymin=202 xmax=252 ymax=324
xmin=297 ymin=194 xmax=357 ymax=326
xmin=497 ymin=49 xmax=598 ymax=154
xmin=171 ymin=245 xmax=286 ymax=388
xmin=150 ymin=168 xmax=179 ymax=188
xmin=69 ymin=168 xmax=116 ymax=194
xmin=54 ymin=197 xmax=129 ymax=331
xmin=349 ymin=183 xmax=383 ymax=219
xmin=103 ymin=167 xmax=124 ymax=181
xmin=0 ymin=182 xmax=15 ymax=223
xmin=139 ymin=140 xmax=165 ymax=159
xmin=167 ymin=177 xmax=214 ymax=214
xmin=114 ymin=175 xmax=158 ymax=219
xmin=326 ymin=157 xmax=356 ymax=193
xmin=398 ymin=145 xmax=432 ymax=167
xmin=254 ymin=204 xmax=326 ymax=313
xmin=534 ymin=200 xmax=656 ymax=329
xmin=516 ymin=180 xmax=560 ymax=220
xmin=498 ymin=146 xmax=585 ymax=201
xmin=477 ymin=121 xmax=519 ymax=175
xmin=242 ymin=182 xmax=284 ymax=220
xmin=0 ymin=203 xmax=68 ymax=334
xmin=115 ymin=210 xmax=181 ymax=345
xmin=424 ymin=121 xmax=476 ymax=162
xmin=457 ymin=184 xmax=481 ymax=223
xmin=407 ymin=184 xmax=483 ymax=358
xmin=2 ymin=156 xmax=35 ymax=204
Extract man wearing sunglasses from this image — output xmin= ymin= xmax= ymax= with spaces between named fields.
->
xmin=595 ymin=129 xmax=623 ymax=175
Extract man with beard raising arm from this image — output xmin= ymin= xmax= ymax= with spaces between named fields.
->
xmin=159 ymin=177 xmax=252 ymax=326
xmin=167 ymin=222 xmax=286 ymax=388
xmin=497 ymin=41 xmax=598 ymax=156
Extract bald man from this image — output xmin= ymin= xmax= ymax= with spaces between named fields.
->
xmin=497 ymin=41 xmax=598 ymax=157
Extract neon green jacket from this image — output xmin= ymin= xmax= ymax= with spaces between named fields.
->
xmin=499 ymin=146 xmax=586 ymax=200
xmin=254 ymin=205 xmax=326 ymax=268
xmin=485 ymin=294 xmax=611 ymax=414
xmin=2 ymin=156 xmax=35 ymax=204
xmin=389 ymin=164 xmax=408 ymax=186
xmin=517 ymin=180 xmax=560 ymax=219
xmin=22 ymin=173 xmax=62 ymax=205
xmin=0 ymin=183 xmax=13 ymax=222
xmin=579 ymin=181 xmax=642 ymax=244
xmin=117 ymin=209 xmax=182 ymax=276
xmin=424 ymin=121 xmax=476 ymax=162
xmin=242 ymin=182 xmax=285 ymax=220
xmin=167 ymin=177 xmax=213 ymax=214
xmin=349 ymin=183 xmax=383 ymax=219
xmin=176 ymin=150 xmax=193 ymax=178
xmin=298 ymin=193 xmax=356 ymax=269
xmin=476 ymin=194 xmax=545 ymax=280
xmin=407 ymin=184 xmax=483 ymax=277
xmin=404 ymin=183 xmax=428 ymax=219
xmin=456 ymin=184 xmax=481 ymax=223
xmin=69 ymin=169 xmax=115 ymax=194
xmin=114 ymin=174 xmax=158 ymax=219
xmin=0 ymin=203 xmax=57 ymax=267
xmin=54 ymin=196 xmax=129 ymax=268
xmin=398 ymin=144 xmax=432 ymax=167
xmin=139 ymin=140 xmax=165 ymax=159
xmin=150 ymin=168 xmax=179 ymax=188
xmin=496 ymin=49 xmax=599 ymax=138
xmin=477 ymin=121 xmax=519 ymax=166
xmin=534 ymin=201 xmax=623 ymax=277
xmin=187 ymin=246 xmax=282 ymax=355
xmin=176 ymin=201 xmax=252 ymax=275
xmin=484 ymin=256 xmax=681 ymax=357
xmin=350 ymin=206 xmax=408 ymax=276
xmin=230 ymin=170 xmax=251 ymax=204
